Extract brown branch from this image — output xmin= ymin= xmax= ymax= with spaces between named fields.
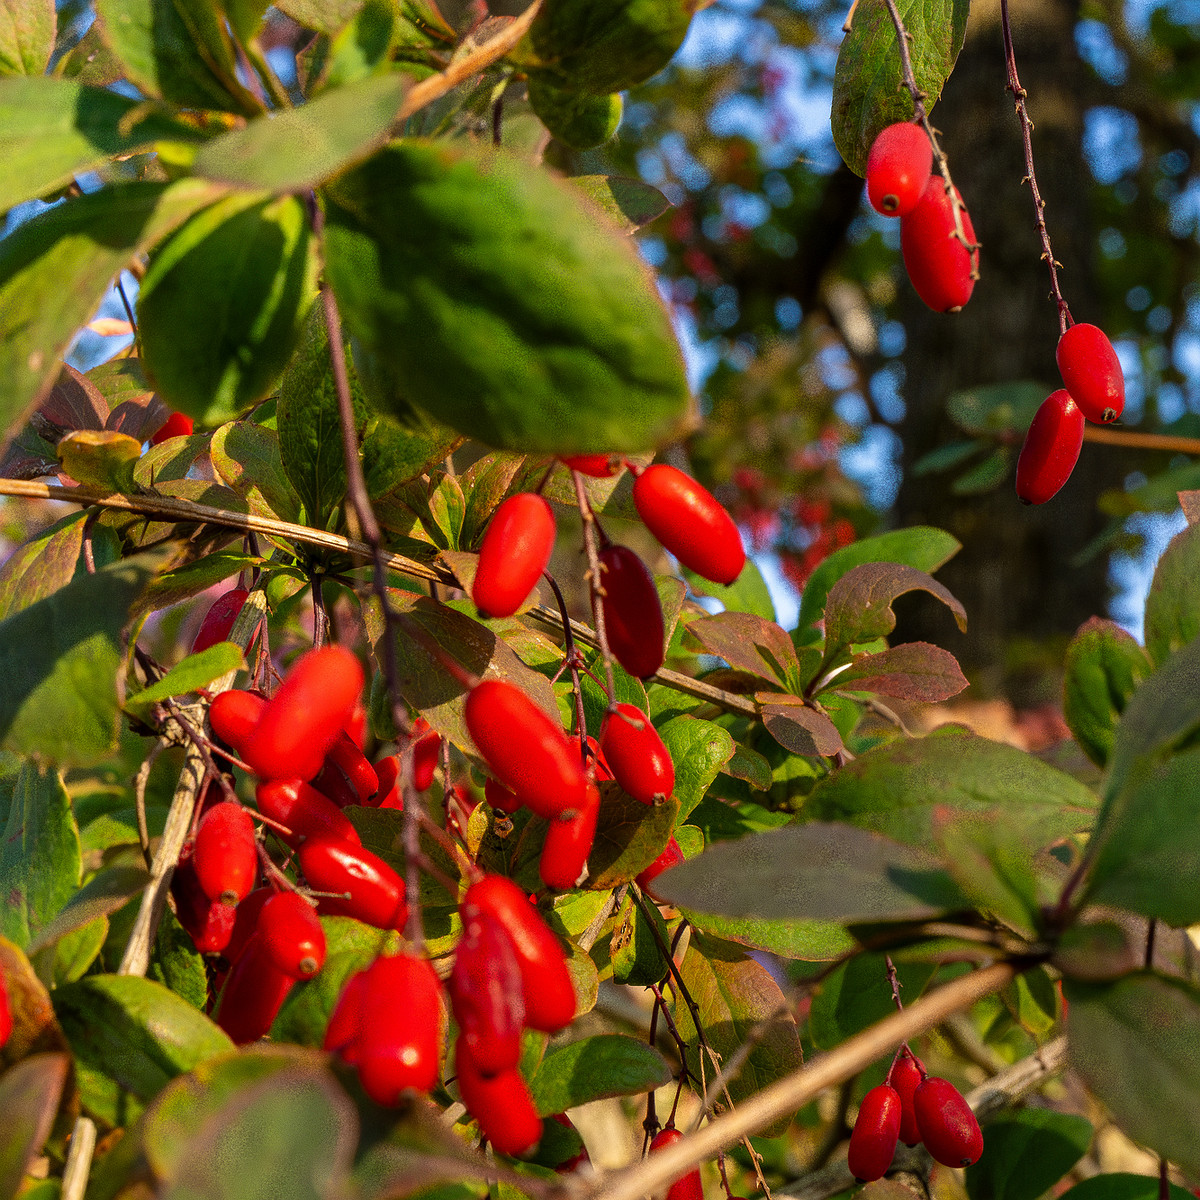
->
xmin=1082 ymin=425 xmax=1200 ymax=455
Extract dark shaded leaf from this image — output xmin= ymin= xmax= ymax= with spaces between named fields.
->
xmin=28 ymin=864 xmax=148 ymax=955
xmin=273 ymin=0 xmax=364 ymax=35
xmin=682 ymin=559 xmax=776 ymax=622
xmin=676 ymin=909 xmax=854 ymax=962
xmin=1058 ymin=1177 xmax=1194 ymax=1200
xmin=528 ymin=1035 xmax=671 ymax=1115
xmin=568 ymin=174 xmax=671 ymax=233
xmin=1050 ymin=921 xmax=1140 ymax=982
xmin=805 ymin=726 xmax=1096 ymax=845
xmin=1063 ymin=617 xmax=1151 ymax=768
xmin=759 ymin=697 xmax=844 ymax=758
xmin=964 ymin=1109 xmax=1093 ymax=1200
xmin=809 ymin=953 xmax=934 ymax=1050
xmin=210 ymin=421 xmax=302 ymax=524
xmin=322 ymin=142 xmax=692 ymax=454
xmin=828 ymin=642 xmax=967 ymax=702
xmin=722 ymin=743 xmax=772 ymax=791
xmin=675 ymin=932 xmax=801 ymax=1135
xmin=831 ymin=0 xmax=969 ymax=175
xmin=609 ymin=889 xmax=670 ymax=986
xmin=587 ymin=787 xmax=679 ymax=890
xmin=0 ymin=1053 xmax=69 ymax=1200
xmin=655 ymin=822 xmax=968 ymax=925
xmin=686 ymin=610 xmax=799 ymax=691
xmin=1066 ymin=972 xmax=1200 ymax=1177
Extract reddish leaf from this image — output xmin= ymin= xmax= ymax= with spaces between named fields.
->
xmin=758 ymin=695 xmax=844 ymax=757
xmin=686 ymin=611 xmax=800 ymax=691
xmin=823 ymin=562 xmax=966 ymax=653
xmin=38 ymin=363 xmax=108 ymax=437
xmin=828 ymin=642 xmax=968 ymax=702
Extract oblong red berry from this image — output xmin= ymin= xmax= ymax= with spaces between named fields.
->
xmin=1056 ymin=322 xmax=1125 ymax=424
xmin=0 ymin=970 xmax=10 ymax=1050
xmin=649 ymin=1128 xmax=704 ymax=1200
xmin=600 ymin=704 xmax=675 ymax=804
xmin=209 ymin=689 xmax=266 ymax=759
xmin=244 ymin=646 xmax=365 ymax=782
xmin=462 ymin=875 xmax=575 ymax=1032
xmin=259 ymin=892 xmax=326 ymax=979
xmin=214 ymin=935 xmax=295 ymax=1045
xmin=596 ymin=545 xmax=666 ymax=680
xmin=151 ymin=410 xmax=194 ymax=445
xmin=539 ymin=781 xmax=600 ymax=891
xmin=298 ymin=836 xmax=408 ymax=931
xmin=324 ymin=968 xmax=367 ymax=1063
xmin=472 ymin=493 xmax=556 ymax=619
xmin=372 ymin=755 xmax=404 ymax=810
xmin=1015 ymin=389 xmax=1084 ymax=505
xmin=256 ymin=778 xmax=362 ymax=849
xmin=636 ymin=836 xmax=684 ymax=900
xmin=449 ymin=906 xmax=525 ymax=1076
xmin=357 ymin=953 xmax=446 ymax=1102
xmin=192 ymin=588 xmax=249 ymax=655
xmin=633 ymin=464 xmax=746 ymax=586
xmin=455 ymin=1039 xmax=543 ymax=1157
xmin=847 ymin=1084 xmax=902 ymax=1182
xmin=866 ymin=123 xmax=933 ymax=217
xmin=171 ymin=841 xmax=237 ymax=954
xmin=900 ymin=176 xmax=978 ymax=313
xmin=562 ymin=453 xmax=621 ymax=477
xmin=224 ymin=886 xmax=273 ymax=965
xmin=194 ymin=801 xmax=257 ymax=905
xmin=464 ymin=679 xmax=587 ymax=822
xmin=310 ymin=758 xmax=360 ymax=809
xmin=890 ymin=1049 xmax=926 ymax=1147
xmin=323 ymin=732 xmax=379 ymax=803
xmin=484 ymin=775 xmax=522 ymax=815
xmin=913 ymin=1076 xmax=984 ymax=1167
xmin=412 ymin=720 xmax=441 ymax=791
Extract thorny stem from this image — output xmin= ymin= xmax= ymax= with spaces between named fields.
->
xmin=999 ymin=0 xmax=1072 ymax=332
xmin=571 ymin=469 xmax=617 ymax=703
xmin=885 ymin=954 xmax=904 ymax=1012
xmin=881 ymin=0 xmax=978 ymax=266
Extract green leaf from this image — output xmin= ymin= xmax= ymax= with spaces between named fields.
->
xmin=94 ymin=0 xmax=255 ymax=113
xmin=655 ymin=823 xmax=967 ymax=925
xmin=43 ymin=914 xmax=107 ymax=986
xmin=27 ymin=863 xmax=148 ymax=955
xmin=0 ymin=1054 xmax=69 ymax=1200
xmin=1085 ymin=747 xmax=1200 ymax=925
xmin=56 ymin=429 xmax=142 ymax=491
xmin=53 ymin=973 xmax=234 ymax=1127
xmin=946 ymin=381 xmax=1047 ymax=437
xmin=1143 ymin=522 xmax=1200 ymax=666
xmin=831 ymin=0 xmax=970 ymax=175
xmin=567 ymin=174 xmax=671 ymax=234
xmin=586 ymin=788 xmax=679 ymax=890
xmin=192 ymin=72 xmax=408 ymax=192
xmin=823 ymin=562 xmax=966 ymax=655
xmin=658 ymin=715 xmax=735 ymax=820
xmin=528 ymin=80 xmax=622 ymax=150
xmin=910 ymin=438 xmax=984 ymax=477
xmin=826 ymin=642 xmax=967 ymax=702
xmin=682 ymin=559 xmax=775 ymax=622
xmin=210 ymin=421 xmax=301 ymax=524
xmin=950 ymin=447 xmax=1010 ymax=496
xmin=1058 ymin=1178 xmax=1195 ymax=1200
xmin=1051 ymin=921 xmax=1140 ymax=982
xmin=0 ymin=548 xmax=168 ymax=765
xmin=609 ymin=889 xmax=670 ymax=986
xmin=0 ymin=0 xmax=53 ymax=74
xmin=0 ymin=179 xmax=226 ymax=445
xmin=525 ymin=0 xmax=692 ymax=94
xmin=156 ymin=1064 xmax=357 ymax=1200
xmin=273 ymin=0 xmax=364 ymax=36
xmin=1062 ymin=618 xmax=1151 ymax=768
xmin=964 ymin=1109 xmax=1093 ymax=1200
xmin=0 ymin=510 xmax=87 ymax=622
xmin=796 ymin=526 xmax=960 ymax=634
xmin=805 ymin=726 xmax=1097 ymax=845
xmin=363 ymin=410 xmax=461 ymax=501
xmin=686 ymin=611 xmax=800 ymax=692
xmin=676 ymin=909 xmax=854 ymax=962
xmin=150 ymin=906 xmax=208 ymax=1011
xmin=934 ymin=811 xmax=1040 ymax=935
xmin=322 ymin=141 xmax=692 ymax=455
xmin=0 ymin=759 xmax=80 ymax=951
xmin=1066 ymin=972 xmax=1200 ymax=1178
xmin=126 ymin=643 xmax=245 ymax=718
xmin=528 ymin=1034 xmax=671 ymax=1116
xmin=0 ymin=78 xmax=206 ymax=215
xmin=139 ymin=192 xmax=318 ymax=425
xmin=674 ymin=931 xmax=802 ymax=1135
xmin=809 ymin=953 xmax=934 ymax=1050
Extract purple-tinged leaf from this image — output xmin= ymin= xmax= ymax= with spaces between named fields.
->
xmin=758 ymin=695 xmax=844 ymax=758
xmin=687 ymin=610 xmax=800 ymax=691
xmin=827 ymin=641 xmax=968 ymax=702
xmin=823 ymin=561 xmax=966 ymax=653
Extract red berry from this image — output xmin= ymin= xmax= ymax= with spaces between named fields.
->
xmin=900 ymin=176 xmax=978 ymax=313
xmin=0 ymin=970 xmax=10 ymax=1050
xmin=450 ymin=904 xmax=526 ymax=1075
xmin=889 ymin=1049 xmax=926 ymax=1147
xmin=372 ymin=755 xmax=404 ymax=810
xmin=847 ymin=1084 xmax=902 ymax=1182
xmin=563 ymin=454 xmax=621 ymax=477
xmin=412 ymin=721 xmax=441 ymax=791
xmin=1015 ymin=389 xmax=1084 ymax=505
xmin=596 ymin=545 xmax=666 ymax=680
xmin=539 ymin=781 xmax=600 ymax=891
xmin=192 ymin=588 xmax=249 ymax=655
xmin=464 ymin=679 xmax=587 ymax=822
xmin=913 ymin=1077 xmax=983 ymax=1167
xmin=244 ymin=646 xmax=364 ymax=782
xmin=600 ymin=704 xmax=675 ymax=805
xmin=256 ymin=778 xmax=362 ymax=849
xmin=866 ymin=123 xmax=933 ymax=217
xmin=454 ymin=1039 xmax=543 ymax=1157
xmin=357 ymin=953 xmax=446 ymax=1102
xmin=298 ymin=837 xmax=408 ymax=931
xmin=223 ymin=886 xmax=273 ymax=965
xmin=636 ymin=836 xmax=684 ymax=900
xmin=649 ymin=1128 xmax=703 ymax=1200
xmin=1056 ymin=322 xmax=1125 ymax=424
xmin=462 ymin=875 xmax=575 ymax=1032
xmin=324 ymin=968 xmax=367 ymax=1062
xmin=170 ymin=841 xmax=237 ymax=954
xmin=484 ymin=775 xmax=523 ymax=815
xmin=310 ymin=757 xmax=360 ymax=809
xmin=214 ymin=935 xmax=295 ymax=1045
xmin=322 ymin=732 xmax=379 ymax=804
xmin=258 ymin=892 xmax=326 ymax=979
xmin=472 ymin=493 xmax=556 ymax=619
xmin=150 ymin=410 xmax=195 ymax=444
xmin=633 ymin=464 xmax=746 ymax=586
xmin=194 ymin=801 xmax=258 ymax=905
xmin=209 ymin=689 xmax=266 ymax=759
xmin=343 ymin=696 xmax=367 ymax=749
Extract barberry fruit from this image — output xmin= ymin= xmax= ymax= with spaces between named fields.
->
xmin=450 ymin=902 xmax=526 ymax=1075
xmin=192 ymin=587 xmax=249 ymax=654
xmin=596 ymin=544 xmax=666 ymax=680
xmin=256 ymin=778 xmax=362 ymax=849
xmin=455 ymin=1039 xmax=543 ymax=1157
xmin=889 ymin=1048 xmax=926 ymax=1147
xmin=357 ymin=953 xmax=446 ymax=1102
xmin=847 ymin=1084 xmax=902 ymax=1182
xmin=600 ymin=704 xmax=675 ymax=804
xmin=562 ymin=453 xmax=621 ymax=477
xmin=540 ymin=780 xmax=600 ymax=890
xmin=209 ymin=688 xmax=266 ymax=759
xmin=150 ymin=410 xmax=195 ymax=444
xmin=636 ymin=836 xmax=684 ymax=900
xmin=866 ymin=123 xmax=933 ymax=217
xmin=258 ymin=891 xmax=326 ymax=979
xmin=194 ymin=801 xmax=257 ymax=905
xmin=648 ymin=1127 xmax=704 ymax=1200
xmin=171 ymin=840 xmax=237 ymax=954
xmin=298 ymin=836 xmax=408 ymax=931
xmin=913 ymin=1076 xmax=984 ymax=1167
xmin=214 ymin=935 xmax=294 ymax=1045
xmin=1015 ymin=389 xmax=1084 ymax=505
xmin=472 ymin=493 xmax=556 ymax=619
xmin=1056 ymin=322 xmax=1125 ymax=424
xmin=900 ymin=176 xmax=978 ymax=313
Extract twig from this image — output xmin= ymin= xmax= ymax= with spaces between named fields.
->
xmin=544 ymin=571 xmax=590 ymax=766
xmin=132 ymin=743 xmax=163 ymax=871
xmin=571 ymin=469 xmax=617 ymax=703
xmin=1082 ymin=424 xmax=1200 ymax=455
xmin=590 ymin=962 xmax=1018 ymax=1200
xmin=61 ymin=1116 xmax=97 ymax=1200
xmin=999 ymin=0 xmax=1071 ymax=332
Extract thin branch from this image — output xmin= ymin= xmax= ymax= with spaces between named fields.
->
xmin=999 ymin=0 xmax=1072 ymax=331
xmin=571 ymin=469 xmax=617 ymax=703
xmin=1082 ymin=424 xmax=1200 ymax=455
xmin=61 ymin=1116 xmax=97 ymax=1200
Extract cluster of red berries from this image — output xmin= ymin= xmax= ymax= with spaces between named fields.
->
xmin=1015 ymin=323 xmax=1126 ymax=505
xmin=847 ymin=1048 xmax=983 ymax=1181
xmin=471 ymin=458 xmax=746 ymax=682
xmin=466 ymin=678 xmax=676 ymax=890
xmin=865 ymin=123 xmax=978 ymax=313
